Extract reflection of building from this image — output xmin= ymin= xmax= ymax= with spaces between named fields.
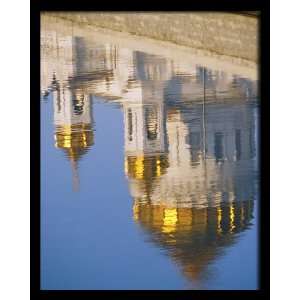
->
xmin=41 ymin=21 xmax=259 ymax=283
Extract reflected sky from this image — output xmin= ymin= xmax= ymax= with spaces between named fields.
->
xmin=41 ymin=14 xmax=259 ymax=290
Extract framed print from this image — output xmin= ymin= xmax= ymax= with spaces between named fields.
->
xmin=32 ymin=0 xmax=270 ymax=299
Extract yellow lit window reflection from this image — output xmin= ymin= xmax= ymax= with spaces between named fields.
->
xmin=162 ymin=208 xmax=178 ymax=233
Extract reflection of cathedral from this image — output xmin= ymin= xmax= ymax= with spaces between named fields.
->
xmin=41 ymin=22 xmax=259 ymax=284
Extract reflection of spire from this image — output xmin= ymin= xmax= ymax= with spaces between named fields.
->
xmin=70 ymin=158 xmax=79 ymax=192
xmin=54 ymin=123 xmax=94 ymax=191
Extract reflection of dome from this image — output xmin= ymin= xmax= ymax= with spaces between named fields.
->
xmin=54 ymin=123 xmax=94 ymax=161
xmin=133 ymin=200 xmax=254 ymax=283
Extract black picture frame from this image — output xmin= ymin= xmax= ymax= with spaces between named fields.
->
xmin=31 ymin=0 xmax=270 ymax=299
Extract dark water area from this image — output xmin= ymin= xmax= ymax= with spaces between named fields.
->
xmin=41 ymin=16 xmax=260 ymax=290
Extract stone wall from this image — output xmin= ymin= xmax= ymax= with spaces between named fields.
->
xmin=45 ymin=12 xmax=258 ymax=63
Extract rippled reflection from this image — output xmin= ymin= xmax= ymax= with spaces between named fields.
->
xmin=133 ymin=201 xmax=254 ymax=282
xmin=41 ymin=15 xmax=259 ymax=289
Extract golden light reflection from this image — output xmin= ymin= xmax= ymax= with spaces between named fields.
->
xmin=134 ymin=156 xmax=145 ymax=180
xmin=133 ymin=203 xmax=139 ymax=221
xmin=230 ymin=205 xmax=236 ymax=233
xmin=162 ymin=208 xmax=178 ymax=233
xmin=125 ymin=154 xmax=168 ymax=180
xmin=55 ymin=123 xmax=94 ymax=159
xmin=156 ymin=159 xmax=161 ymax=177
xmin=217 ymin=206 xmax=222 ymax=234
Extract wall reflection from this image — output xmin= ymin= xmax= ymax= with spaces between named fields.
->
xmin=41 ymin=18 xmax=259 ymax=285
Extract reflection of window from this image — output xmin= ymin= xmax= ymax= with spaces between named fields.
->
xmin=187 ymin=132 xmax=201 ymax=163
xmin=235 ymin=129 xmax=241 ymax=161
xmin=249 ymin=128 xmax=255 ymax=159
xmin=188 ymin=132 xmax=201 ymax=148
xmin=214 ymin=132 xmax=224 ymax=162
xmin=145 ymin=106 xmax=158 ymax=140
xmin=56 ymin=90 xmax=61 ymax=113
xmin=73 ymin=94 xmax=84 ymax=115
xmin=128 ymin=108 xmax=133 ymax=141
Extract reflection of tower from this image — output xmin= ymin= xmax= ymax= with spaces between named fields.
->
xmin=133 ymin=199 xmax=254 ymax=283
xmin=53 ymin=86 xmax=94 ymax=191
xmin=124 ymin=51 xmax=170 ymax=158
xmin=123 ymin=91 xmax=168 ymax=201
xmin=122 ymin=52 xmax=169 ymax=201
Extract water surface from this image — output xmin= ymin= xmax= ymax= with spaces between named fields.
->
xmin=41 ymin=16 xmax=260 ymax=290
